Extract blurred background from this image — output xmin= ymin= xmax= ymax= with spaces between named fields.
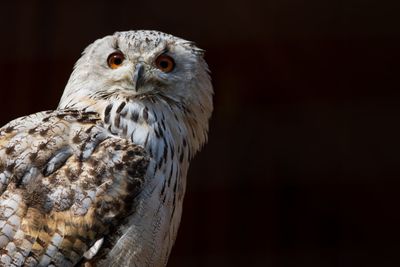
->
xmin=1 ymin=0 xmax=400 ymax=266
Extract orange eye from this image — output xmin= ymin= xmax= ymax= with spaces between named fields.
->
xmin=107 ymin=52 xmax=125 ymax=69
xmin=155 ymin=54 xmax=175 ymax=73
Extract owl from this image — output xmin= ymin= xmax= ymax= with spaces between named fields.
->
xmin=0 ymin=30 xmax=213 ymax=267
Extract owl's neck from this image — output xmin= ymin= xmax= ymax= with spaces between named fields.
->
xmin=59 ymin=93 xmax=207 ymax=158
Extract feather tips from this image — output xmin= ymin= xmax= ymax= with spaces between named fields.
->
xmin=0 ymin=110 xmax=149 ymax=266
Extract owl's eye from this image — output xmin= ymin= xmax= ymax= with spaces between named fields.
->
xmin=107 ymin=52 xmax=125 ymax=69
xmin=155 ymin=54 xmax=175 ymax=73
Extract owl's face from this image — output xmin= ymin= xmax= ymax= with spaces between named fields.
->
xmin=60 ymin=30 xmax=212 ymax=110
xmin=59 ymin=30 xmax=213 ymax=154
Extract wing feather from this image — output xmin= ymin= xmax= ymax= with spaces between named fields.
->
xmin=0 ymin=110 xmax=149 ymax=266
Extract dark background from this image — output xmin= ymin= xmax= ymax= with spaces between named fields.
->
xmin=1 ymin=0 xmax=400 ymax=266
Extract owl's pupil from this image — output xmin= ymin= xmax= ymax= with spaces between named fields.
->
xmin=114 ymin=57 xmax=122 ymax=65
xmin=159 ymin=60 xmax=169 ymax=69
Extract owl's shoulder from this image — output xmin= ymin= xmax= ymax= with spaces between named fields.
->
xmin=0 ymin=109 xmax=149 ymax=265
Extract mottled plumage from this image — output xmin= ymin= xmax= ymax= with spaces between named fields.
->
xmin=0 ymin=30 xmax=213 ymax=266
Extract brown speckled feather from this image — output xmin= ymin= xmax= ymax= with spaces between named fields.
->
xmin=0 ymin=110 xmax=149 ymax=266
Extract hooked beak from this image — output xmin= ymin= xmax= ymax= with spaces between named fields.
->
xmin=132 ymin=63 xmax=145 ymax=92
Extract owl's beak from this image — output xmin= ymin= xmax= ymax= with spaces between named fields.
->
xmin=132 ymin=63 xmax=145 ymax=92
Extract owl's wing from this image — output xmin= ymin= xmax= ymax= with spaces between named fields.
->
xmin=0 ymin=110 xmax=149 ymax=267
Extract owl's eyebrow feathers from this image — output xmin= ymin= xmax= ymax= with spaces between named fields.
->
xmin=157 ymin=47 xmax=170 ymax=57
xmin=112 ymin=38 xmax=120 ymax=51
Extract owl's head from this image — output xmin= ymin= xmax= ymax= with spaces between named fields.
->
xmin=59 ymin=30 xmax=213 ymax=152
